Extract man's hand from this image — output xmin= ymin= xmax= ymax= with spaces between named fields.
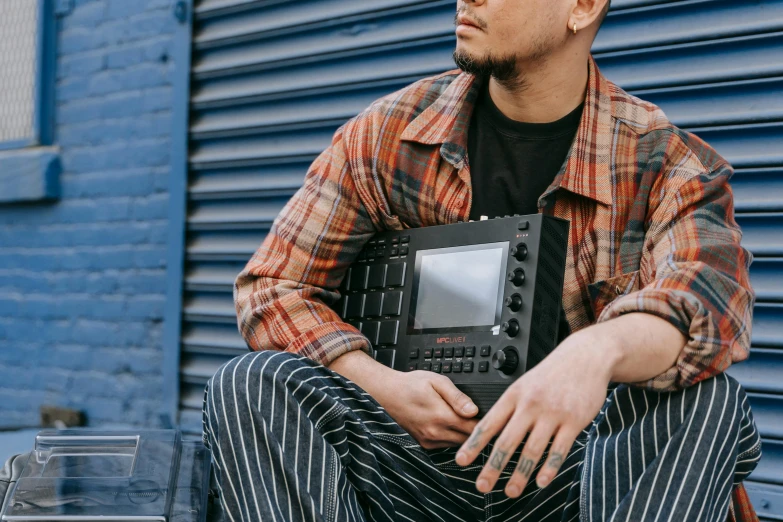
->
xmin=329 ymin=350 xmax=480 ymax=449
xmin=455 ymin=329 xmax=612 ymax=497
xmin=376 ymin=370 xmax=481 ymax=449
xmin=455 ymin=312 xmax=686 ymax=497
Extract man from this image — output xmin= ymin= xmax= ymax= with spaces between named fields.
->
xmin=203 ymin=0 xmax=762 ymax=520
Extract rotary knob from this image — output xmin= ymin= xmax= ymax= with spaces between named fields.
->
xmin=501 ymin=319 xmax=520 ymax=338
xmin=511 ymin=243 xmax=528 ymax=261
xmin=507 ymin=268 xmax=525 ymax=286
xmin=492 ymin=347 xmax=519 ymax=375
xmin=504 ymin=294 xmax=523 ymax=312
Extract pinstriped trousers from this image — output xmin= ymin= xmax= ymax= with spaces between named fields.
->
xmin=202 ymin=351 xmax=761 ymax=522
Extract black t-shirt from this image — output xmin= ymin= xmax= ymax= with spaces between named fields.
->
xmin=467 ymin=84 xmax=584 ymax=220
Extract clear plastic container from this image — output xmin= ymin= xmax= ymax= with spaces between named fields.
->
xmin=1 ymin=430 xmax=210 ymax=522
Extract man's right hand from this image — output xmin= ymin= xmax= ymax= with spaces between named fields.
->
xmin=329 ymin=350 xmax=480 ymax=449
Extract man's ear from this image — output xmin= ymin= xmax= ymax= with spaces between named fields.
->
xmin=570 ymin=0 xmax=610 ymax=33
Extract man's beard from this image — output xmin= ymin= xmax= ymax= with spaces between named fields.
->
xmin=453 ymin=49 xmax=528 ymax=92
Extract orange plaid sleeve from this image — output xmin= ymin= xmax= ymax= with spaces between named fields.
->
xmin=596 ymin=135 xmax=755 ymax=391
xmin=233 ymin=122 xmax=377 ymax=366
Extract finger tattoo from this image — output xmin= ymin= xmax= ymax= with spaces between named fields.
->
xmin=489 ymin=449 xmax=508 ymax=471
xmin=516 ymin=457 xmax=534 ymax=478
xmin=547 ymin=452 xmax=564 ymax=469
xmin=467 ymin=426 xmax=485 ymax=450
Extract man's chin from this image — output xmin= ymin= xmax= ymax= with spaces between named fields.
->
xmin=452 ymin=48 xmax=520 ymax=82
xmin=454 ymin=43 xmax=481 ymax=59
xmin=453 ymin=48 xmax=487 ymax=75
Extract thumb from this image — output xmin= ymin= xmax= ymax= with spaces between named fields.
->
xmin=431 ymin=377 xmax=478 ymax=418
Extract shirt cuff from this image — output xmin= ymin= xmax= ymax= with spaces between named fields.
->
xmin=595 ymin=287 xmax=743 ymax=392
xmin=286 ymin=321 xmax=373 ymax=367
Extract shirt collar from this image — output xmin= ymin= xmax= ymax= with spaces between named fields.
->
xmin=400 ymin=56 xmax=615 ymax=206
xmin=399 ymin=72 xmax=479 ymax=169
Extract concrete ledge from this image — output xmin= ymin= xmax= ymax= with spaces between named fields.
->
xmin=0 ymin=147 xmax=61 ymax=204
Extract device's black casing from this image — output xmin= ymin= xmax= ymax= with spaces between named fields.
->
xmin=337 ymin=214 xmax=569 ymax=415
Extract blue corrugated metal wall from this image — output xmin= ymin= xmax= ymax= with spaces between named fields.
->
xmin=179 ymin=1 xmax=783 ymax=517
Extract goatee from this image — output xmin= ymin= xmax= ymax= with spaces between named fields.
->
xmin=453 ymin=49 xmax=528 ymax=92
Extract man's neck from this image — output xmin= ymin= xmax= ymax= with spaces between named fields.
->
xmin=487 ymin=51 xmax=589 ymax=124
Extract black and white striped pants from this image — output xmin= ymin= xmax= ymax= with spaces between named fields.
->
xmin=202 ymin=351 xmax=761 ymax=522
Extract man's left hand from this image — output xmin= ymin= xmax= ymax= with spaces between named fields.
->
xmin=455 ymin=325 xmax=616 ymax=498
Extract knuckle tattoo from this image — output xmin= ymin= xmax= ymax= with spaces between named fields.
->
xmin=467 ymin=425 xmax=485 ymax=450
xmin=516 ymin=456 xmax=535 ymax=479
xmin=489 ymin=448 xmax=508 ymax=471
xmin=547 ymin=452 xmax=564 ymax=469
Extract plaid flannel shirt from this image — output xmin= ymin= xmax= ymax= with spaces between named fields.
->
xmin=235 ymin=57 xmax=756 ymax=519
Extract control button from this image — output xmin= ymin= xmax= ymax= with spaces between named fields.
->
xmin=386 ymin=263 xmax=407 ymax=287
xmin=409 ymin=349 xmax=419 ymax=359
xmin=375 ymin=349 xmax=395 ymax=368
xmin=478 ymin=361 xmax=489 ymax=372
xmin=408 ymin=362 xmax=417 ymax=371
xmin=442 ymin=362 xmax=452 ymax=373
xmin=507 ymin=268 xmax=526 ymax=287
xmin=349 ymin=266 xmax=369 ymax=290
xmin=501 ymin=319 xmax=520 ymax=338
xmin=368 ymin=240 xmax=377 ymax=247
xmin=344 ymin=295 xmax=365 ymax=319
xmin=375 ymin=247 xmax=385 ymax=258
xmin=512 ymin=242 xmax=528 ymax=261
xmin=377 ymin=239 xmax=386 ymax=245
xmin=432 ymin=362 xmax=442 ymax=373
xmin=505 ymin=294 xmax=523 ymax=312
xmin=367 ymin=264 xmax=386 ymax=289
xmin=399 ymin=245 xmax=409 ymax=256
xmin=444 ymin=347 xmax=454 ymax=358
xmin=492 ymin=347 xmax=519 ymax=375
xmin=390 ymin=247 xmax=399 ymax=256
xmin=358 ymin=251 xmax=367 ymax=262
xmin=341 ymin=268 xmax=352 ymax=290
xmin=364 ymin=293 xmax=383 ymax=317
xmin=455 ymin=346 xmax=464 ymax=357
xmin=453 ymin=362 xmax=462 ymax=373
xmin=465 ymin=346 xmax=475 ymax=357
xmin=360 ymin=321 xmax=380 ymax=345
xmin=378 ymin=320 xmax=399 ymax=345
xmin=463 ymin=361 xmax=474 ymax=373
xmin=391 ymin=237 xmax=400 ymax=245
xmin=424 ymin=348 xmax=433 ymax=358
xmin=518 ymin=220 xmax=530 ymax=231
xmin=480 ymin=345 xmax=491 ymax=357
xmin=401 ymin=235 xmax=410 ymax=244
xmin=434 ymin=348 xmax=443 ymax=358
xmin=382 ymin=291 xmax=403 ymax=316
xmin=422 ymin=362 xmax=432 ymax=371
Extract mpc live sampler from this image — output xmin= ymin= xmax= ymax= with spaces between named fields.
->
xmin=337 ymin=214 xmax=570 ymax=415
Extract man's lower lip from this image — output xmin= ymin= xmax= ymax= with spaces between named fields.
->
xmin=456 ymin=24 xmax=481 ymax=34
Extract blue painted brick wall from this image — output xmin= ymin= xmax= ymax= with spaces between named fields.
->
xmin=0 ymin=0 xmax=178 ymax=429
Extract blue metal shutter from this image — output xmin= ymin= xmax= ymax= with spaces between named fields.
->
xmin=180 ymin=0 xmax=459 ymax=432
xmin=181 ymin=0 xmax=783 ymax=514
